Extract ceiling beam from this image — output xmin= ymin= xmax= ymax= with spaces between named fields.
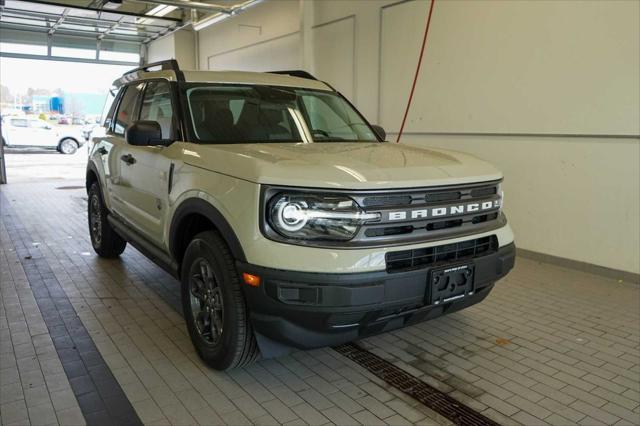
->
xmin=0 ymin=50 xmax=139 ymax=66
xmin=1 ymin=8 xmax=173 ymax=31
xmin=98 ymin=16 xmax=125 ymax=40
xmin=126 ymin=0 xmax=232 ymax=14
xmin=48 ymin=8 xmax=68 ymax=35
xmin=4 ymin=0 xmax=182 ymax=22
xmin=0 ymin=21 xmax=147 ymax=42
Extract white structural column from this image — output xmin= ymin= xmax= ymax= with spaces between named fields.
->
xmin=299 ymin=0 xmax=315 ymax=72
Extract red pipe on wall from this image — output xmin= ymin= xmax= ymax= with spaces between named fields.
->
xmin=396 ymin=0 xmax=437 ymax=143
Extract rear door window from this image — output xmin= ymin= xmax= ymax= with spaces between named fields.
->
xmin=114 ymin=83 xmax=144 ymax=136
xmin=29 ymin=120 xmax=48 ymax=129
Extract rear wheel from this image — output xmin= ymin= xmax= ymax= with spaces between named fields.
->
xmin=59 ymin=138 xmax=78 ymax=155
xmin=181 ymin=231 xmax=259 ymax=370
xmin=88 ymin=182 xmax=126 ymax=257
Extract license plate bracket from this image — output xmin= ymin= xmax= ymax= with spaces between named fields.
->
xmin=428 ymin=263 xmax=475 ymax=305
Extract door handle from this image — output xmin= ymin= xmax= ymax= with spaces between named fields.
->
xmin=120 ymin=154 xmax=136 ymax=165
xmin=97 ymin=147 xmax=108 ymax=156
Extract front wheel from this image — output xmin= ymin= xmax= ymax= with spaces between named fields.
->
xmin=59 ymin=138 xmax=78 ymax=154
xmin=181 ymin=231 xmax=259 ymax=370
xmin=88 ymin=182 xmax=126 ymax=257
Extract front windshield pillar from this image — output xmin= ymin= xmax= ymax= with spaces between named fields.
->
xmin=288 ymin=107 xmax=313 ymax=143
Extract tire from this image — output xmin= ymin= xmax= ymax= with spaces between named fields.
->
xmin=88 ymin=182 xmax=126 ymax=258
xmin=181 ymin=230 xmax=259 ymax=370
xmin=59 ymin=138 xmax=78 ymax=155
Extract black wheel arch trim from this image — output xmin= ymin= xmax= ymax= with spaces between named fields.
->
xmin=86 ymin=161 xmax=102 ymax=193
xmin=170 ymin=198 xmax=247 ymax=264
xmin=85 ymin=162 xmax=113 ymax=220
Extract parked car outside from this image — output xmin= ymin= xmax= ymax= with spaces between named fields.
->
xmin=2 ymin=116 xmax=85 ymax=154
xmin=82 ymin=123 xmax=99 ymax=141
xmin=58 ymin=116 xmax=70 ymax=125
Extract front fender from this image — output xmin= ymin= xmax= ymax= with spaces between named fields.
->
xmin=169 ymin=197 xmax=247 ymax=262
xmin=86 ymin=159 xmax=112 ymax=210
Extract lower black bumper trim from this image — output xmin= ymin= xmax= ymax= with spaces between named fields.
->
xmin=238 ymin=242 xmax=515 ymax=351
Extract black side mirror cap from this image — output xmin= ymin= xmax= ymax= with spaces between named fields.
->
xmin=125 ymin=121 xmax=163 ymax=146
xmin=371 ymin=124 xmax=386 ymax=141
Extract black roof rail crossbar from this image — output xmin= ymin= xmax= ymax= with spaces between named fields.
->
xmin=123 ymin=59 xmax=180 ymax=77
xmin=268 ymin=70 xmax=317 ymax=80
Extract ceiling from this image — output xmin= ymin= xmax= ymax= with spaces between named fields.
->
xmin=0 ymin=0 xmax=250 ymax=47
xmin=0 ymin=0 xmax=182 ymax=46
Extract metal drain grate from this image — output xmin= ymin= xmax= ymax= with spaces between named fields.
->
xmin=334 ymin=343 xmax=499 ymax=426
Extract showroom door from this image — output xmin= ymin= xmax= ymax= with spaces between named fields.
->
xmin=119 ymin=80 xmax=175 ymax=246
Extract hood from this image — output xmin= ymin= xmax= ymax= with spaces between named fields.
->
xmin=179 ymin=142 xmax=502 ymax=189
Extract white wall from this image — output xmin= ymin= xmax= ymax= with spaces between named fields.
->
xmin=146 ymin=29 xmax=196 ymax=70
xmin=379 ymin=0 xmax=639 ymax=135
xmin=198 ymin=0 xmax=301 ymax=71
xmin=168 ymin=0 xmax=640 ymax=274
xmin=147 ymin=33 xmax=174 ymax=63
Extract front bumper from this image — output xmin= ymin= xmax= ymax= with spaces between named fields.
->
xmin=239 ymin=242 xmax=515 ymax=350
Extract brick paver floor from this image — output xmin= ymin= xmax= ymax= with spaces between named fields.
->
xmin=1 ymin=178 xmax=638 ymax=426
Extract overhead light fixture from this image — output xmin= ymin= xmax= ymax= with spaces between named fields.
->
xmin=147 ymin=4 xmax=178 ymax=17
xmin=192 ymin=13 xmax=230 ymax=31
xmin=137 ymin=4 xmax=178 ymax=25
xmin=101 ymin=0 xmax=122 ymax=10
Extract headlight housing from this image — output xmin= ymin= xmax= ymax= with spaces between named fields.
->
xmin=266 ymin=192 xmax=379 ymax=242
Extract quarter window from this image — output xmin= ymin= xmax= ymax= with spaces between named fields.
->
xmin=101 ymin=88 xmax=119 ymax=129
xmin=140 ymin=81 xmax=174 ymax=139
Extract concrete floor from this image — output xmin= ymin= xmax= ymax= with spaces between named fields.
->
xmin=0 ymin=153 xmax=639 ymax=426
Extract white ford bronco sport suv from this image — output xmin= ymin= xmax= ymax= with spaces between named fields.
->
xmin=87 ymin=60 xmax=515 ymax=370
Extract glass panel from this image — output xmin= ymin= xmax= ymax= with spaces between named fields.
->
xmin=29 ymin=120 xmax=49 ymax=129
xmin=10 ymin=118 xmax=28 ymax=127
xmin=140 ymin=81 xmax=174 ymax=139
xmin=51 ymin=46 xmax=95 ymax=59
xmin=300 ymin=91 xmax=377 ymax=142
xmin=2 ymin=16 xmax=47 ymax=27
xmin=186 ymin=86 xmax=303 ymax=143
xmin=114 ymin=83 xmax=144 ymax=136
xmin=0 ymin=43 xmax=47 ymax=55
xmin=101 ymin=89 xmax=118 ymax=128
xmin=99 ymin=51 xmax=140 ymax=63
xmin=184 ymin=85 xmax=378 ymax=144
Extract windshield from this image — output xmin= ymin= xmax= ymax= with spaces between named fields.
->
xmin=184 ymin=84 xmax=380 ymax=143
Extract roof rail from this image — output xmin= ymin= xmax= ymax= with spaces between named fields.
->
xmin=268 ymin=70 xmax=317 ymax=80
xmin=123 ymin=59 xmax=180 ymax=77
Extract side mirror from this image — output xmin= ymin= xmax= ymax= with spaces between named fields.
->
xmin=371 ymin=124 xmax=386 ymax=141
xmin=125 ymin=121 xmax=163 ymax=146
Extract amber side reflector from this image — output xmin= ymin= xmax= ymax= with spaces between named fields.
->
xmin=242 ymin=273 xmax=261 ymax=287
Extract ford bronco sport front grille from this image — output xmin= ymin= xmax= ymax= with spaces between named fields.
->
xmin=350 ymin=180 xmax=504 ymax=246
xmin=385 ymin=236 xmax=498 ymax=272
xmin=261 ymin=180 xmax=504 ymax=248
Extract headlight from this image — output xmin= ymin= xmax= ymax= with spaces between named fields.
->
xmin=267 ymin=193 xmax=379 ymax=241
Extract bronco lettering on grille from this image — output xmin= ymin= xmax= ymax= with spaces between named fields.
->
xmin=386 ymin=200 xmax=501 ymax=221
